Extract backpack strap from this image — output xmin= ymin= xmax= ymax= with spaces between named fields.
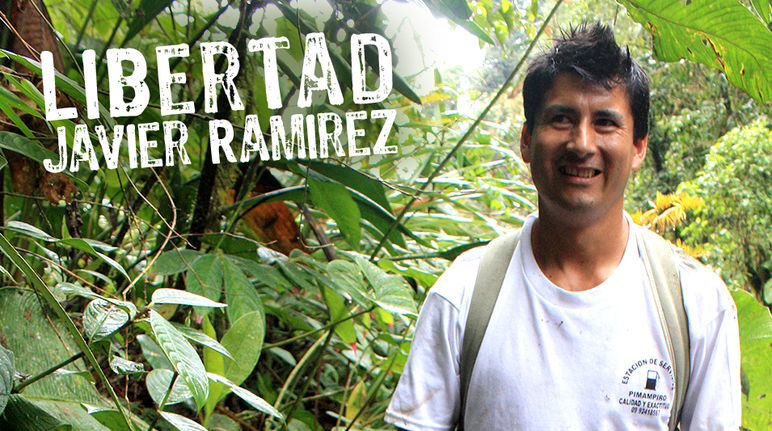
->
xmin=458 ymin=229 xmax=522 ymax=429
xmin=635 ymin=227 xmax=691 ymax=431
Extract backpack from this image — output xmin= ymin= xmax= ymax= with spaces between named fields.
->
xmin=458 ymin=227 xmax=690 ymax=431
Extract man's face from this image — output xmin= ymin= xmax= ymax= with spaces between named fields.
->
xmin=520 ymin=73 xmax=648 ymax=224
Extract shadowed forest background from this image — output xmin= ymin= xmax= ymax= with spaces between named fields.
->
xmin=0 ymin=0 xmax=770 ymax=430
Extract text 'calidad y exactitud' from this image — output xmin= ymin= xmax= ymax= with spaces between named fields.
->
xmin=41 ymin=33 xmax=398 ymax=173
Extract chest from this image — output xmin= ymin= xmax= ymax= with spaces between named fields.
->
xmin=464 ymin=267 xmax=674 ymax=429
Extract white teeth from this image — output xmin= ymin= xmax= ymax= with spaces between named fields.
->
xmin=563 ymin=167 xmax=598 ymax=178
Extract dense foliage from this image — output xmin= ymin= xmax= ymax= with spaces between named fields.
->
xmin=0 ymin=0 xmax=769 ymax=430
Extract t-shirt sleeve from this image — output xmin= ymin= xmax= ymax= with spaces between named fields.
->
xmin=385 ymin=291 xmax=462 ymax=431
xmin=679 ymin=264 xmax=742 ymax=430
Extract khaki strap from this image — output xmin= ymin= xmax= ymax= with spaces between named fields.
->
xmin=458 ymin=230 xmax=522 ymax=430
xmin=636 ymin=228 xmax=690 ymax=431
xmin=458 ymin=227 xmax=689 ymax=431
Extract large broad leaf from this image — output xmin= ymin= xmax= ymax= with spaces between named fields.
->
xmin=222 ymin=257 xmax=264 ymax=324
xmin=221 ymin=311 xmax=265 ymax=386
xmin=0 ymin=345 xmax=13 ymax=415
xmin=171 ymin=324 xmax=233 ymax=360
xmin=185 ymin=255 xmax=224 ymax=316
xmin=731 ymin=290 xmax=772 ymax=429
xmin=355 ymin=257 xmax=417 ymax=316
xmin=149 ymin=310 xmax=208 ymax=409
xmin=0 ymin=395 xmax=71 ymax=430
xmin=137 ymin=334 xmax=172 ymax=370
xmin=326 ymin=260 xmax=372 ymax=307
xmin=83 ymin=299 xmax=132 ymax=341
xmin=83 ymin=405 xmax=147 ymax=431
xmin=619 ymin=0 xmax=772 ymax=102
xmin=151 ymin=249 xmax=202 ymax=276
xmin=0 ymin=290 xmax=103 ymax=406
xmin=146 ymin=369 xmax=193 ymax=406
xmin=151 ymin=288 xmax=227 ymax=309
xmin=207 ymin=373 xmax=284 ymax=420
xmin=160 ymin=411 xmax=207 ymax=431
xmin=308 ymin=177 xmax=362 ymax=250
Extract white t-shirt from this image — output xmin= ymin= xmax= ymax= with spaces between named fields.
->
xmin=386 ymin=214 xmax=740 ymax=430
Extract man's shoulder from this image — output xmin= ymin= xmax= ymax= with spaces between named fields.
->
xmin=427 ymin=245 xmax=487 ymax=312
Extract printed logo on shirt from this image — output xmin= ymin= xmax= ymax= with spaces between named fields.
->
xmin=617 ymin=357 xmax=673 ymax=418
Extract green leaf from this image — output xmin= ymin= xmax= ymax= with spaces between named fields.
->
xmin=327 ymin=260 xmax=371 ymax=307
xmin=207 ymin=373 xmax=284 ymax=420
xmin=59 ymin=238 xmax=129 ymax=280
xmin=620 ymin=0 xmax=772 ymax=102
xmin=109 ymin=356 xmax=144 ymax=376
xmin=83 ymin=405 xmax=145 ymax=431
xmin=83 ymin=299 xmax=132 ymax=341
xmin=321 ymin=286 xmax=357 ymax=344
xmin=151 ymin=289 xmax=227 ymax=309
xmin=206 ymin=414 xmax=240 ymax=431
xmin=0 ymin=345 xmax=14 ymax=415
xmin=137 ymin=334 xmax=172 ymax=370
xmin=202 ymin=315 xmax=226 ymax=421
xmin=122 ymin=0 xmax=174 ymax=46
xmin=222 ymin=257 xmax=264 ymax=324
xmin=221 ymin=311 xmax=265 ymax=386
xmin=0 ymin=394 xmax=71 ymax=430
xmin=151 ymin=249 xmax=202 ymax=276
xmin=172 ymin=323 xmax=233 ymax=360
xmin=149 ymin=310 xmax=209 ymax=409
xmin=355 ymin=257 xmax=417 ymax=316
xmin=308 ymin=177 xmax=361 ymax=249
xmin=4 ymin=220 xmax=56 ymax=241
xmin=185 ymin=255 xmax=224 ymax=316
xmin=160 ymin=411 xmax=207 ymax=431
xmin=751 ymin=0 xmax=771 ymax=24
xmin=146 ymin=369 xmax=193 ymax=406
xmin=731 ymin=289 xmax=772 ymax=428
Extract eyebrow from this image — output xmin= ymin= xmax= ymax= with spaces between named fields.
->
xmin=540 ymin=105 xmax=626 ymax=123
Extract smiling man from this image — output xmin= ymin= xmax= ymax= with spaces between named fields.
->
xmin=385 ymin=23 xmax=741 ymax=430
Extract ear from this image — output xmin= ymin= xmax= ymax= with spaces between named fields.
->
xmin=520 ymin=123 xmax=532 ymax=163
xmin=631 ymin=133 xmax=648 ymax=170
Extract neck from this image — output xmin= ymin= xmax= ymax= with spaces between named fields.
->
xmin=530 ymin=209 xmax=629 ymax=292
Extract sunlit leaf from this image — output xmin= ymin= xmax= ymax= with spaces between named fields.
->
xmin=109 ymin=356 xmax=144 ymax=376
xmin=160 ymin=411 xmax=207 ymax=431
xmin=0 ymin=346 xmax=13 ymax=415
xmin=172 ymin=323 xmax=233 ymax=360
xmin=221 ymin=311 xmax=264 ymax=386
xmin=146 ymin=369 xmax=193 ymax=406
xmin=308 ymin=177 xmax=361 ymax=250
xmin=620 ymin=0 xmax=772 ymax=102
xmin=83 ymin=299 xmax=131 ymax=341
xmin=222 ymin=257 xmax=264 ymax=324
xmin=149 ymin=310 xmax=208 ymax=409
xmin=207 ymin=373 xmax=284 ymax=420
xmin=151 ymin=288 xmax=227 ymax=308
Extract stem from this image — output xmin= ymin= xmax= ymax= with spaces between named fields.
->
xmin=146 ymin=372 xmax=179 ymax=431
xmin=280 ymin=330 xmax=334 ymax=430
xmin=263 ymin=306 xmax=373 ymax=350
xmin=75 ymin=0 xmax=99 ymax=49
xmin=368 ymin=0 xmax=564 ymax=261
xmin=0 ymin=233 xmax=133 ymax=430
xmin=13 ymin=352 xmax=85 ymax=393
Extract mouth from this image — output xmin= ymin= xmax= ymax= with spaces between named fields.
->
xmin=559 ymin=166 xmax=601 ymax=178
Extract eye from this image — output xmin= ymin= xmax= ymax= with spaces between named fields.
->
xmin=595 ymin=118 xmax=618 ymax=130
xmin=550 ymin=114 xmax=572 ymax=128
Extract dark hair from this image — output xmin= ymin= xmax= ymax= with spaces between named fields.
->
xmin=522 ymin=23 xmax=649 ymax=141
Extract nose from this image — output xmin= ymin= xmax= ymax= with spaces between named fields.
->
xmin=566 ymin=119 xmax=594 ymax=157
